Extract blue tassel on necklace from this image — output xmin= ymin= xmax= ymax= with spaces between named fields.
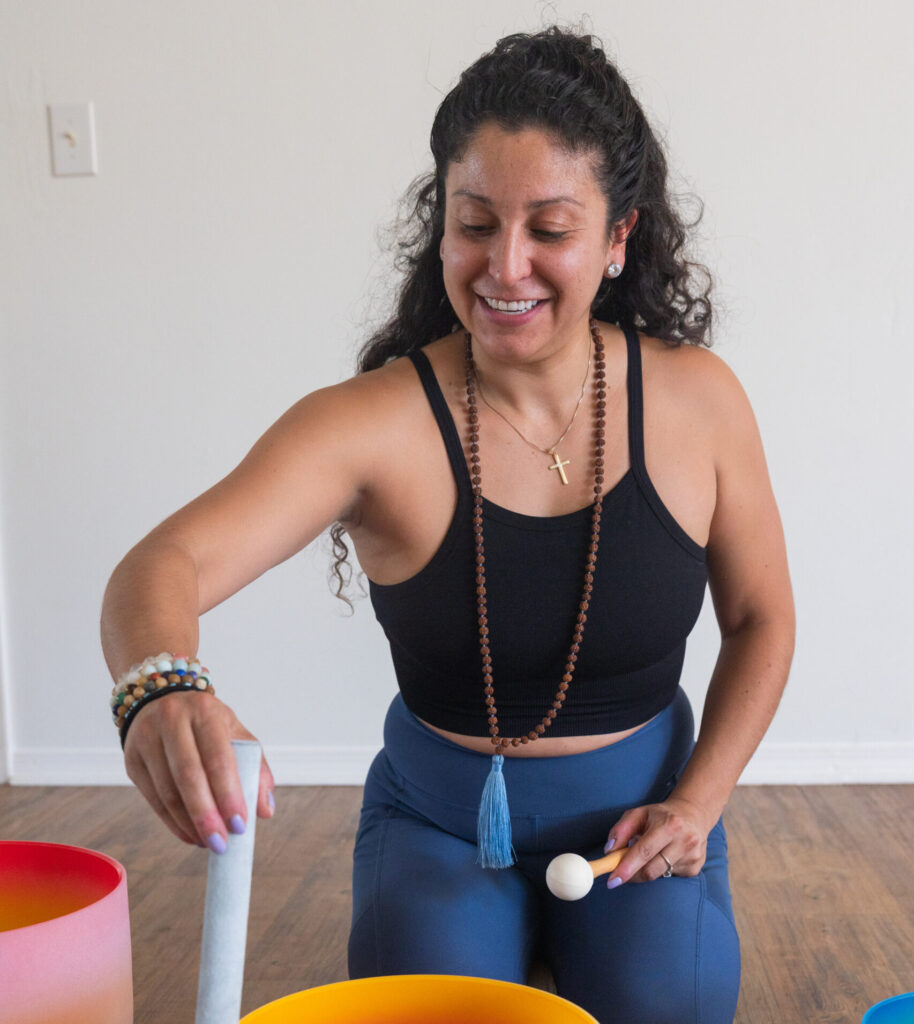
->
xmin=476 ymin=753 xmax=515 ymax=868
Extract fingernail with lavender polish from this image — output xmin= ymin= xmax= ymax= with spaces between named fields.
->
xmin=607 ymin=877 xmax=623 ymax=890
xmin=268 ymin=790 xmax=275 ymax=812
xmin=604 ymin=837 xmax=615 ymax=853
xmin=229 ymin=814 xmax=246 ymax=836
xmin=206 ymin=833 xmax=227 ymax=855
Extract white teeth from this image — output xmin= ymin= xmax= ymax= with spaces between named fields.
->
xmin=482 ymin=297 xmax=541 ymax=313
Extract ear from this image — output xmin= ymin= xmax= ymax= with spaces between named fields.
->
xmin=604 ymin=210 xmax=639 ymax=269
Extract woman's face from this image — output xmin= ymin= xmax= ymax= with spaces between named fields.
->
xmin=440 ymin=122 xmax=627 ymax=366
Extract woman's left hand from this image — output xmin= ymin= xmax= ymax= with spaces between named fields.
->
xmin=603 ymin=796 xmax=716 ymax=885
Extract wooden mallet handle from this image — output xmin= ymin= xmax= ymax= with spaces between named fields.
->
xmin=588 ymin=847 xmax=628 ymax=880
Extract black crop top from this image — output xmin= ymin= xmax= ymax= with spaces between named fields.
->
xmin=368 ymin=326 xmax=708 ymax=737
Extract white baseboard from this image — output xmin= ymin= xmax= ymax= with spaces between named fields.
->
xmin=12 ymin=748 xmax=134 ymax=785
xmin=9 ymin=741 xmax=914 ymax=787
xmin=737 ymin=741 xmax=914 ymax=784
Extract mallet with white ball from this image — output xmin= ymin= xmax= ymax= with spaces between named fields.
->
xmin=546 ymin=848 xmax=630 ymax=901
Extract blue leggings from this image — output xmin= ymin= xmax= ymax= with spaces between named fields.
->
xmin=349 ymin=690 xmax=740 ymax=1024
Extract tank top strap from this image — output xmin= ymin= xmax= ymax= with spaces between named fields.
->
xmin=407 ymin=348 xmax=473 ymax=496
xmin=409 ymin=334 xmax=648 ymax=503
xmin=624 ymin=325 xmax=650 ymax=484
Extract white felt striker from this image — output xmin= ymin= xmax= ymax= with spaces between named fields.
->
xmin=545 ymin=848 xmax=628 ymax=901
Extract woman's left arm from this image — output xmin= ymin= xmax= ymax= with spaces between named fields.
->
xmin=607 ymin=350 xmax=796 ymax=884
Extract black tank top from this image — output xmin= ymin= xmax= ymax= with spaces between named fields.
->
xmin=368 ymin=327 xmax=708 ymax=737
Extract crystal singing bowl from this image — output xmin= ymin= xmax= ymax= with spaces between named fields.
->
xmin=0 ymin=841 xmax=132 ymax=1024
xmin=862 ymin=992 xmax=914 ymax=1023
xmin=241 ymin=974 xmax=597 ymax=1023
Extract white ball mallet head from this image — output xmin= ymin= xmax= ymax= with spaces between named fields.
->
xmin=546 ymin=848 xmax=627 ymax=901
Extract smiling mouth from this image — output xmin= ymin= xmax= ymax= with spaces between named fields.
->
xmin=481 ymin=297 xmax=544 ymax=313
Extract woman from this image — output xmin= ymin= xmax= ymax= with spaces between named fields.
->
xmin=102 ymin=27 xmax=795 ymax=1024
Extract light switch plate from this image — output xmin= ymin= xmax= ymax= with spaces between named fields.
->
xmin=48 ymin=102 xmax=98 ymax=176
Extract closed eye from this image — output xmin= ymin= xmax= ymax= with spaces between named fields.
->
xmin=458 ymin=224 xmax=569 ymax=240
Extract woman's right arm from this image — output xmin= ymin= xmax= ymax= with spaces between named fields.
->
xmin=100 ymin=370 xmax=399 ymax=850
xmin=101 ymin=537 xmax=270 ymax=851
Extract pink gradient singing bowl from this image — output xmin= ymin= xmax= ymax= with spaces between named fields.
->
xmin=0 ymin=841 xmax=133 ymax=1024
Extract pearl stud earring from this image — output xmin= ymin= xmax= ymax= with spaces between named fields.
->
xmin=606 ymin=262 xmax=622 ymax=278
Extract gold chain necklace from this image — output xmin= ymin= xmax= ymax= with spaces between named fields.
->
xmin=472 ymin=335 xmax=593 ymax=485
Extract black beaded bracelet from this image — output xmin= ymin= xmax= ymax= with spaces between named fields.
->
xmin=119 ymin=683 xmax=210 ymax=750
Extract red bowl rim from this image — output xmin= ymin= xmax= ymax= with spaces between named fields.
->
xmin=0 ymin=840 xmax=127 ymax=882
xmin=0 ymin=840 xmax=127 ymax=935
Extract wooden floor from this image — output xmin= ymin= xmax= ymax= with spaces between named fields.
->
xmin=2 ymin=783 xmax=913 ymax=1022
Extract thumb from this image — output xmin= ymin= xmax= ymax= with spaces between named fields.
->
xmin=257 ymin=753 xmax=276 ymax=818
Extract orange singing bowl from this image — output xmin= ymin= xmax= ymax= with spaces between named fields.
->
xmin=241 ymin=974 xmax=597 ymax=1023
xmin=0 ymin=841 xmax=132 ymax=1024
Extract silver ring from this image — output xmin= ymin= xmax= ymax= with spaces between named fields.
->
xmin=660 ymin=852 xmax=673 ymax=878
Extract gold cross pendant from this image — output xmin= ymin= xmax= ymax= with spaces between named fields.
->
xmin=548 ymin=448 xmax=570 ymax=485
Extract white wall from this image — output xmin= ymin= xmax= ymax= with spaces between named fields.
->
xmin=1 ymin=0 xmax=912 ymax=786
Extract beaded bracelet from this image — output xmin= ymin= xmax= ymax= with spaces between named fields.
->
xmin=111 ymin=652 xmax=214 ymax=749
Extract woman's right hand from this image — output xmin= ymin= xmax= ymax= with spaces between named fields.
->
xmin=122 ymin=691 xmax=275 ymax=852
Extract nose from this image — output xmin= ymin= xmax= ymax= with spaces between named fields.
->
xmin=489 ymin=226 xmax=531 ymax=287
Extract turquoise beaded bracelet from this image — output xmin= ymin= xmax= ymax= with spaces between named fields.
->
xmin=111 ymin=652 xmax=215 ymax=748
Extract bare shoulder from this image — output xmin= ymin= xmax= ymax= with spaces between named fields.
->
xmin=268 ymin=351 xmax=434 ymax=475
xmin=296 ymin=352 xmax=424 ymax=425
xmin=641 ymin=335 xmax=742 ymax=399
xmin=641 ymin=336 xmax=756 ymax=468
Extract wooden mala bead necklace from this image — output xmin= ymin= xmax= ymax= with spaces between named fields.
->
xmin=465 ymin=317 xmax=607 ymax=868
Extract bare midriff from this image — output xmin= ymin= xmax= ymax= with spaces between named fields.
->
xmin=418 ymin=715 xmax=658 ymax=757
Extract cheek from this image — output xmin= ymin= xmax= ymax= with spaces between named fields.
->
xmin=440 ymin=239 xmax=480 ymax=297
xmin=552 ymin=248 xmax=605 ymax=294
xmin=441 ymin=234 xmax=478 ymax=273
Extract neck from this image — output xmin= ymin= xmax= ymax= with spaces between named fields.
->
xmin=469 ymin=316 xmax=595 ymax=420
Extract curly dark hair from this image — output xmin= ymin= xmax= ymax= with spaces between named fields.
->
xmin=329 ymin=25 xmax=713 ymax=602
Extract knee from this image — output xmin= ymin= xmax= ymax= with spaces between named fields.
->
xmin=349 ymin=825 xmax=538 ymax=982
xmin=551 ymin=883 xmax=740 ymax=1024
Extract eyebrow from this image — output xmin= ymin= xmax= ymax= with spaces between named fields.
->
xmin=451 ymin=189 xmax=584 ymax=210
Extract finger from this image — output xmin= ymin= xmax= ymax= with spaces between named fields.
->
xmin=125 ymin=707 xmax=205 ymax=843
xmin=218 ymin=718 xmax=275 ymax=820
xmin=604 ymin=806 xmax=647 ymax=853
xmin=606 ymin=831 xmax=649 ymax=888
xmin=161 ymin=711 xmax=229 ymax=853
xmin=615 ymin=836 xmax=656 ymax=884
xmin=193 ymin=714 xmax=250 ymax=836
xmin=614 ymin=831 xmax=676 ymax=885
xmin=630 ymin=851 xmax=676 ymax=884
xmin=125 ymin=693 xmax=213 ymax=842
xmin=228 ymin=722 xmax=276 ymax=819
xmin=127 ymin=752 xmax=202 ymax=847
xmin=137 ymin=730 xmax=208 ymax=844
